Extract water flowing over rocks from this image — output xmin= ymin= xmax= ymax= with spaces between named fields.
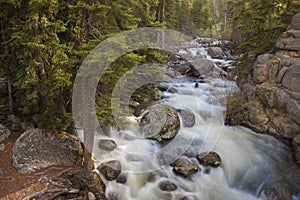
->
xmin=140 ymin=104 xmax=180 ymax=142
xmin=172 ymin=156 xmax=198 ymax=177
xmin=227 ymin=12 xmax=300 ymax=163
xmin=11 ymin=129 xmax=83 ymax=173
xmin=97 ymin=160 xmax=122 ymax=181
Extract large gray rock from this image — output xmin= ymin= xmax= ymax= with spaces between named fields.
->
xmin=0 ymin=124 xmax=10 ymax=143
xmin=276 ymin=38 xmax=300 ymax=51
xmin=11 ymin=129 xmax=83 ymax=173
xmin=208 ymin=47 xmax=223 ymax=59
xmin=290 ymin=12 xmax=300 ymax=30
xmin=274 ymin=89 xmax=290 ymax=112
xmin=190 ymin=58 xmax=214 ymax=77
xmin=282 ymin=61 xmax=300 ymax=92
xmin=253 ymin=63 xmax=271 ymax=83
xmin=286 ymin=29 xmax=300 ymax=38
xmin=287 ymin=99 xmax=300 ymax=125
xmin=140 ymin=104 xmax=180 ymax=142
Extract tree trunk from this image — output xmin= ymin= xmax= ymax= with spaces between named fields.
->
xmin=82 ymin=0 xmax=90 ymax=44
xmin=0 ymin=22 xmax=13 ymax=114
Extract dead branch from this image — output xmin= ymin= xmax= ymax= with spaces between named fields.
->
xmin=22 ymin=184 xmax=48 ymax=200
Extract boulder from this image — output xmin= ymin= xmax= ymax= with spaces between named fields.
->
xmin=289 ymin=12 xmax=300 ymax=30
xmin=98 ymin=139 xmax=117 ymax=152
xmin=274 ymin=89 xmax=290 ymax=112
xmin=116 ymin=172 xmax=127 ymax=184
xmin=0 ymin=124 xmax=10 ymax=143
xmin=140 ymin=104 xmax=180 ymax=142
xmin=196 ymin=151 xmax=221 ymax=167
xmin=292 ymin=134 xmax=300 ymax=164
xmin=173 ymin=156 xmax=198 ymax=177
xmin=11 ymin=129 xmax=83 ymax=173
xmin=276 ymin=38 xmax=300 ymax=51
xmin=157 ymin=83 xmax=178 ymax=93
xmin=190 ymin=58 xmax=215 ymax=77
xmin=287 ymin=99 xmax=300 ymax=125
xmin=208 ymin=47 xmax=224 ymax=59
xmin=158 ymin=180 xmax=177 ymax=191
xmin=98 ymin=160 xmax=121 ymax=181
xmin=282 ymin=61 xmax=300 ymax=92
xmin=286 ymin=29 xmax=300 ymax=38
xmin=253 ymin=63 xmax=271 ymax=83
xmin=257 ymin=54 xmax=271 ymax=64
xmin=179 ymin=110 xmax=195 ymax=128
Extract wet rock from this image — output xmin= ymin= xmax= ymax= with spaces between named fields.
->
xmin=282 ymin=61 xmax=300 ymax=92
xmin=208 ymin=47 xmax=223 ymax=59
xmin=140 ymin=104 xmax=180 ymax=142
xmin=292 ymin=134 xmax=300 ymax=164
xmin=173 ymin=156 xmax=198 ymax=177
xmin=98 ymin=160 xmax=122 ymax=181
xmin=196 ymin=151 xmax=221 ymax=167
xmin=177 ymin=109 xmax=195 ymax=127
xmin=158 ymin=180 xmax=177 ymax=191
xmin=98 ymin=139 xmax=117 ymax=151
xmin=153 ymin=88 xmax=164 ymax=100
xmin=261 ymin=183 xmax=292 ymax=200
xmin=0 ymin=124 xmax=10 ymax=143
xmin=190 ymin=58 xmax=214 ymax=77
xmin=287 ymin=99 xmax=300 ymax=125
xmin=11 ymin=129 xmax=83 ymax=173
xmin=116 ymin=172 xmax=127 ymax=184
xmin=157 ymin=83 xmax=178 ymax=93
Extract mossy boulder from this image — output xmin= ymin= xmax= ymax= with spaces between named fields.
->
xmin=140 ymin=104 xmax=180 ymax=142
xmin=173 ymin=156 xmax=198 ymax=177
xmin=98 ymin=160 xmax=121 ymax=181
xmin=196 ymin=151 xmax=221 ymax=167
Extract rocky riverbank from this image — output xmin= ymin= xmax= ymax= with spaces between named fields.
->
xmin=226 ymin=12 xmax=300 ymax=164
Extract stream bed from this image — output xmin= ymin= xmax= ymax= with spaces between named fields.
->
xmin=92 ymin=41 xmax=300 ymax=200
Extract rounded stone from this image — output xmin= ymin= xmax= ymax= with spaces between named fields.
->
xmin=140 ymin=104 xmax=180 ymax=142
xmin=98 ymin=160 xmax=122 ymax=181
xmin=98 ymin=139 xmax=117 ymax=151
xmin=196 ymin=151 xmax=221 ymax=167
xmin=173 ymin=156 xmax=198 ymax=177
xmin=158 ymin=180 xmax=177 ymax=191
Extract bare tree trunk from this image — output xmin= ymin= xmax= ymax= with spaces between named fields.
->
xmin=82 ymin=0 xmax=90 ymax=44
xmin=0 ymin=22 xmax=13 ymax=114
xmin=81 ymin=0 xmax=93 ymax=174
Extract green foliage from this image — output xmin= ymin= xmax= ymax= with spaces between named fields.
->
xmin=228 ymin=0 xmax=300 ymax=54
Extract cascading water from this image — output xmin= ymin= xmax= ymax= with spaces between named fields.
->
xmin=92 ymin=41 xmax=300 ymax=200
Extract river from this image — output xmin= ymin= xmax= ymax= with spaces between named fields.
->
xmin=92 ymin=40 xmax=300 ymax=200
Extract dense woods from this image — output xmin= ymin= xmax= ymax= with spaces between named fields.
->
xmin=0 ymin=0 xmax=299 ymax=131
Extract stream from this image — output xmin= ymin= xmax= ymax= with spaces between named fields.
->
xmin=92 ymin=41 xmax=300 ymax=200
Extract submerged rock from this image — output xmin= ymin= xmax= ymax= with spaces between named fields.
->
xmin=177 ymin=109 xmax=195 ymax=127
xmin=140 ymin=104 xmax=180 ymax=142
xmin=208 ymin=47 xmax=224 ymax=59
xmin=98 ymin=139 xmax=117 ymax=152
xmin=196 ymin=151 xmax=221 ymax=167
xmin=157 ymin=82 xmax=178 ymax=93
xmin=11 ymin=129 xmax=83 ymax=173
xmin=98 ymin=160 xmax=121 ymax=181
xmin=0 ymin=124 xmax=10 ymax=143
xmin=261 ymin=183 xmax=292 ymax=200
xmin=158 ymin=180 xmax=177 ymax=191
xmin=173 ymin=156 xmax=198 ymax=177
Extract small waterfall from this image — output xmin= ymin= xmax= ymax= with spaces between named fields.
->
xmin=93 ymin=42 xmax=300 ymax=200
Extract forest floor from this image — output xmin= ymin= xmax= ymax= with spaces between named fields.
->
xmin=0 ymin=131 xmax=72 ymax=200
